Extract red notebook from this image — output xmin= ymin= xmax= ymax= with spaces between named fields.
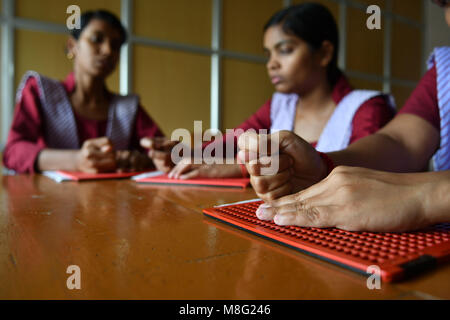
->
xmin=203 ymin=200 xmax=450 ymax=282
xmin=133 ymin=172 xmax=250 ymax=189
xmin=43 ymin=170 xmax=149 ymax=182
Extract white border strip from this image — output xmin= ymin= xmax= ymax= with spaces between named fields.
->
xmin=120 ymin=0 xmax=133 ymax=95
xmin=214 ymin=198 xmax=261 ymax=208
xmin=383 ymin=0 xmax=392 ymax=93
xmin=1 ymin=0 xmax=15 ymax=147
xmin=210 ymin=0 xmax=222 ymax=131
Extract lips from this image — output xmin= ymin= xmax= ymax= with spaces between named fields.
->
xmin=95 ymin=59 xmax=112 ymax=68
xmin=271 ymin=76 xmax=283 ymax=85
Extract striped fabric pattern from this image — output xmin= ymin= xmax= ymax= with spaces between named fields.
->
xmin=17 ymin=71 xmax=79 ymax=149
xmin=106 ymin=94 xmax=139 ymax=150
xmin=16 ymin=71 xmax=139 ymax=150
xmin=428 ymin=47 xmax=450 ymax=171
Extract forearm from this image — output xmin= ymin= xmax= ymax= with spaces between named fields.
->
xmin=328 ymin=132 xmax=420 ymax=172
xmin=37 ymin=149 xmax=79 ymax=172
xmin=423 ymin=171 xmax=450 ymax=225
xmin=326 ymin=115 xmax=439 ymax=173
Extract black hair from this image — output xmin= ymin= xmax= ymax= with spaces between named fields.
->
xmin=70 ymin=9 xmax=127 ymax=46
xmin=264 ymin=3 xmax=341 ymax=86
xmin=432 ymin=0 xmax=449 ymax=7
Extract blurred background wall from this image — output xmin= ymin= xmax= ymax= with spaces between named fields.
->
xmin=0 ymin=0 xmax=443 ymax=147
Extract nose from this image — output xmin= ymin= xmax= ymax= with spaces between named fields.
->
xmin=266 ymin=55 xmax=280 ymax=71
xmin=100 ymin=41 xmax=113 ymax=56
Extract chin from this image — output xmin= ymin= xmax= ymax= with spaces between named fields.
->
xmin=91 ymin=68 xmax=114 ymax=80
xmin=274 ymin=84 xmax=294 ymax=94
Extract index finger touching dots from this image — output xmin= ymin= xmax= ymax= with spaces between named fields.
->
xmin=255 ymin=193 xmax=296 ymax=220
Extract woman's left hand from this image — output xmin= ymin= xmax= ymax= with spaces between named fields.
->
xmin=256 ymin=166 xmax=438 ymax=232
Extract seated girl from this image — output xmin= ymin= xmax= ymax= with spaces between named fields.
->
xmin=160 ymin=3 xmax=395 ymax=179
xmin=3 ymin=10 xmax=164 ymax=174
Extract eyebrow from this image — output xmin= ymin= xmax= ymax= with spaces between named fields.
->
xmin=90 ymin=30 xmax=121 ymax=40
xmin=263 ymin=39 xmax=296 ymax=51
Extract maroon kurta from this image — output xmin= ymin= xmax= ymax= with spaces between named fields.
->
xmin=398 ymin=65 xmax=440 ymax=131
xmin=208 ymin=74 xmax=395 ymax=154
xmin=3 ymin=73 xmax=164 ymax=173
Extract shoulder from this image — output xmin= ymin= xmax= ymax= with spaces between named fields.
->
xmin=342 ymin=90 xmax=395 ymax=119
xmin=397 ymin=65 xmax=439 ymax=131
xmin=352 ymin=94 xmax=395 ymax=125
xmin=16 ymin=71 xmax=44 ymax=104
xmin=246 ymin=97 xmax=272 ymax=119
xmin=349 ymin=93 xmax=395 ymax=143
xmin=16 ymin=71 xmax=63 ymax=101
xmin=259 ymin=97 xmax=272 ymax=113
xmin=236 ymin=97 xmax=272 ymax=131
xmin=358 ymin=94 xmax=395 ymax=113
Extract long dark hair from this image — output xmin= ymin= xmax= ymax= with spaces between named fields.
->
xmin=70 ymin=9 xmax=127 ymax=46
xmin=264 ymin=3 xmax=341 ymax=86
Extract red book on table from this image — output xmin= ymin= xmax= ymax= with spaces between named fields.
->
xmin=43 ymin=170 xmax=150 ymax=182
xmin=133 ymin=171 xmax=250 ymax=189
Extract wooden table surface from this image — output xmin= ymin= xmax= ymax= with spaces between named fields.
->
xmin=0 ymin=173 xmax=449 ymax=300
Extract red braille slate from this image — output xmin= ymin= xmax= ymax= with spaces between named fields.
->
xmin=203 ymin=200 xmax=450 ymax=282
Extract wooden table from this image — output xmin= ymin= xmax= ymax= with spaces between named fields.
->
xmin=0 ymin=174 xmax=449 ymax=300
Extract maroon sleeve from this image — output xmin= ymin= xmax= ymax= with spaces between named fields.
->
xmin=129 ymin=105 xmax=165 ymax=151
xmin=398 ymin=65 xmax=440 ymax=131
xmin=2 ymin=77 xmax=47 ymax=173
xmin=349 ymin=95 xmax=396 ymax=144
xmin=202 ymin=99 xmax=272 ymax=157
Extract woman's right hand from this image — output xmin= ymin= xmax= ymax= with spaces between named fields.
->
xmin=75 ymin=137 xmax=116 ymax=173
xmin=140 ymin=137 xmax=179 ymax=173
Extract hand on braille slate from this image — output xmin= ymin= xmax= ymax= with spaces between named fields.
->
xmin=75 ymin=137 xmax=116 ymax=173
xmin=256 ymin=166 xmax=442 ymax=232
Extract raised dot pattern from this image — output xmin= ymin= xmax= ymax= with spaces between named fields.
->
xmin=215 ymin=202 xmax=450 ymax=265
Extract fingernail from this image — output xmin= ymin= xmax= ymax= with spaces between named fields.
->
xmin=274 ymin=215 xmax=287 ymax=226
xmin=256 ymin=204 xmax=271 ymax=220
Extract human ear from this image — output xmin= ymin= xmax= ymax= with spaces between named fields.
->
xmin=66 ymin=37 xmax=78 ymax=59
xmin=318 ymin=40 xmax=335 ymax=68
